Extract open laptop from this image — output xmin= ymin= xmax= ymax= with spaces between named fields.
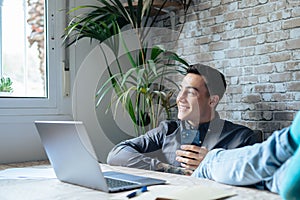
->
xmin=34 ymin=120 xmax=166 ymax=192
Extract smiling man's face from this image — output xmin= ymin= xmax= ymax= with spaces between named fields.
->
xmin=176 ymin=73 xmax=213 ymax=127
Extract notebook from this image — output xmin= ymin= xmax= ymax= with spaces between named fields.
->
xmin=34 ymin=120 xmax=166 ymax=192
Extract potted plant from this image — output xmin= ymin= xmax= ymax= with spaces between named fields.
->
xmin=0 ymin=77 xmax=13 ymax=96
xmin=63 ymin=0 xmax=191 ymax=134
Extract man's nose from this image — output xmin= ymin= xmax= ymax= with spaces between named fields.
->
xmin=177 ymin=90 xmax=186 ymax=100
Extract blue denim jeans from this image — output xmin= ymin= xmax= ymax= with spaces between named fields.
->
xmin=192 ymin=127 xmax=295 ymax=194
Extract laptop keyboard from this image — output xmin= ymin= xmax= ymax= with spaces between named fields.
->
xmin=105 ymin=177 xmax=138 ymax=188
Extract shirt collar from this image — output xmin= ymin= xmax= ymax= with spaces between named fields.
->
xmin=183 ymin=111 xmax=221 ymax=131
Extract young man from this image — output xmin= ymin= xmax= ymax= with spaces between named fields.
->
xmin=192 ymin=111 xmax=300 ymax=200
xmin=107 ymin=64 xmax=261 ymax=175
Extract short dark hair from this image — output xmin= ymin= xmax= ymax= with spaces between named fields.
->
xmin=186 ymin=64 xmax=227 ymax=100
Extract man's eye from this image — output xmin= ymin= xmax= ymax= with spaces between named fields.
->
xmin=187 ymin=90 xmax=197 ymax=96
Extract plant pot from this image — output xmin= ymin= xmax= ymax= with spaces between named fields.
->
xmin=0 ymin=91 xmax=12 ymax=97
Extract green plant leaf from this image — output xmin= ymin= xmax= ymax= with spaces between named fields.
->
xmin=63 ymin=0 xmax=191 ymax=135
xmin=0 ymin=77 xmax=13 ymax=92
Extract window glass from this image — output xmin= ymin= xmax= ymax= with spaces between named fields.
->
xmin=0 ymin=0 xmax=46 ymax=97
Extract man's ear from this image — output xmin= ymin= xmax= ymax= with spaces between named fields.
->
xmin=209 ymin=95 xmax=220 ymax=108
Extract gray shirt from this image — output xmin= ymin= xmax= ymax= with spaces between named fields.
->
xmin=107 ymin=115 xmax=261 ymax=174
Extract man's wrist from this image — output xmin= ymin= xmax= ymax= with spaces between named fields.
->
xmin=156 ymin=163 xmax=191 ymax=175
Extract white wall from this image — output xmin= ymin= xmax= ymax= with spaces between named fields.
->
xmin=68 ymin=0 xmax=137 ymax=163
xmin=0 ymin=115 xmax=72 ymax=163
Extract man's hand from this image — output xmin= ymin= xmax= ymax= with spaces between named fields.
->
xmin=175 ymin=145 xmax=208 ymax=170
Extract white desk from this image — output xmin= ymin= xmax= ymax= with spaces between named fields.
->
xmin=0 ymin=161 xmax=281 ymax=200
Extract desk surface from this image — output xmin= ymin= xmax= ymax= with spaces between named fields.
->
xmin=0 ymin=160 xmax=281 ymax=200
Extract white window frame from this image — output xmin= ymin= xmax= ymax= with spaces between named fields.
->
xmin=0 ymin=0 xmax=68 ymax=116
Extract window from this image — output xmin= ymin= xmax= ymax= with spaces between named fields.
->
xmin=0 ymin=0 xmax=66 ymax=113
xmin=0 ymin=0 xmax=71 ymax=164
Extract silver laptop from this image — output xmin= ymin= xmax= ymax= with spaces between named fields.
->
xmin=34 ymin=120 xmax=166 ymax=192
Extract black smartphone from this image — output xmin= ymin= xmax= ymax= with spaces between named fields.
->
xmin=180 ymin=129 xmax=200 ymax=146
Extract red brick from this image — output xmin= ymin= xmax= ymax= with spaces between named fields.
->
xmin=194 ymin=36 xmax=211 ymax=45
xmin=226 ymin=85 xmax=243 ymax=93
xmin=239 ymin=37 xmax=257 ymax=47
xmin=255 ymin=44 xmax=276 ymax=55
xmin=186 ymin=13 xmax=199 ymax=22
xmin=210 ymin=24 xmax=225 ymax=33
xmin=242 ymin=111 xmax=264 ymax=121
xmin=224 ymin=11 xmax=243 ymax=21
xmin=268 ymin=93 xmax=295 ymax=101
xmin=239 ymin=76 xmax=258 ymax=84
xmin=286 ymin=38 xmax=300 ymax=50
xmin=252 ymin=4 xmax=275 ymax=16
xmin=222 ymin=0 xmax=236 ymax=4
xmin=210 ymin=6 xmax=225 ymax=16
xmin=294 ymin=71 xmax=300 ymax=80
xmin=225 ymin=67 xmax=243 ymax=76
xmin=256 ymin=22 xmax=280 ymax=34
xmin=274 ymin=112 xmax=295 ymax=120
xmin=258 ymin=121 xmax=290 ymax=134
xmin=222 ymin=29 xmax=244 ymax=39
xmin=286 ymin=102 xmax=300 ymax=110
xmin=248 ymin=16 xmax=259 ymax=26
xmin=201 ymin=18 xmax=216 ymax=26
xmin=196 ymin=2 xmax=212 ymax=11
xmin=254 ymin=84 xmax=276 ymax=92
xmin=254 ymin=64 xmax=274 ymax=74
xmin=269 ymin=72 xmax=293 ymax=82
xmin=266 ymin=31 xmax=289 ymax=42
xmin=226 ymin=49 xmax=242 ymax=58
xmin=182 ymin=46 xmax=201 ymax=55
xmin=255 ymin=102 xmax=286 ymax=111
xmin=235 ymin=18 xmax=248 ymax=28
xmin=239 ymin=0 xmax=260 ymax=8
xmin=276 ymin=41 xmax=287 ymax=51
xmin=242 ymin=66 xmax=254 ymax=75
xmin=282 ymin=18 xmax=300 ymax=29
xmin=241 ymin=94 xmax=261 ymax=103
xmin=269 ymin=52 xmax=291 ymax=62
xmin=269 ymin=11 xmax=283 ymax=22
xmin=209 ymin=41 xmax=229 ymax=51
xmin=195 ymin=52 xmax=214 ymax=62
xmin=287 ymin=82 xmax=300 ymax=91
xmin=286 ymin=62 xmax=300 ymax=71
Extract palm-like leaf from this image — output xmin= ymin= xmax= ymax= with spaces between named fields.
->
xmin=64 ymin=0 xmax=191 ymax=134
xmin=0 ymin=77 xmax=13 ymax=92
xmin=96 ymin=45 xmax=188 ymax=131
xmin=63 ymin=0 xmax=173 ymax=47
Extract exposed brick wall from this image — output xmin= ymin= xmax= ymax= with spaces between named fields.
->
xmin=172 ymin=0 xmax=300 ymax=136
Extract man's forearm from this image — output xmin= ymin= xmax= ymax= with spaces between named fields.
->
xmin=107 ymin=145 xmax=161 ymax=170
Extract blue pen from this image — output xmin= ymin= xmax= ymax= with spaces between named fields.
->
xmin=126 ymin=186 xmax=148 ymax=198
